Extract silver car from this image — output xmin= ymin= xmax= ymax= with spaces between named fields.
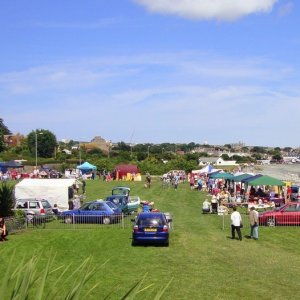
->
xmin=14 ymin=199 xmax=54 ymax=221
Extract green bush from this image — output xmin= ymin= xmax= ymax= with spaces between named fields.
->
xmin=0 ymin=182 xmax=14 ymax=217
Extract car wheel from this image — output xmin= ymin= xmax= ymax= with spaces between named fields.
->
xmin=131 ymin=240 xmax=137 ymax=246
xmin=164 ymin=241 xmax=169 ymax=247
xmin=102 ymin=217 xmax=111 ymax=225
xmin=267 ymin=217 xmax=276 ymax=227
xmin=64 ymin=216 xmax=73 ymax=224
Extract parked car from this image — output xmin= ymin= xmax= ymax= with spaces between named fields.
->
xmin=259 ymin=202 xmax=300 ymax=226
xmin=105 ymin=186 xmax=140 ymax=214
xmin=61 ymin=200 xmax=122 ymax=224
xmin=131 ymin=212 xmax=171 ymax=246
xmin=14 ymin=198 xmax=54 ymax=222
xmin=112 ymin=186 xmax=130 ymax=196
xmin=105 ymin=195 xmax=140 ymax=214
xmin=291 ymin=186 xmax=300 ymax=201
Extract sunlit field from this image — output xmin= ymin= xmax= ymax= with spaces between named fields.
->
xmin=1 ymin=178 xmax=300 ymax=299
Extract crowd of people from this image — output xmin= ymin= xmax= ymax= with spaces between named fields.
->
xmin=0 ymin=167 xmax=62 ymax=181
xmin=195 ymin=170 xmax=263 ymax=241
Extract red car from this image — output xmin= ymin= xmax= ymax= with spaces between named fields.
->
xmin=259 ymin=202 xmax=300 ymax=226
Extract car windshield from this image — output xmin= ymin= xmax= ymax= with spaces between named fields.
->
xmin=106 ymin=202 xmax=118 ymax=211
xmin=79 ymin=202 xmax=107 ymax=211
xmin=112 ymin=188 xmax=130 ymax=195
xmin=137 ymin=217 xmax=166 ymax=227
xmin=41 ymin=200 xmax=52 ymax=209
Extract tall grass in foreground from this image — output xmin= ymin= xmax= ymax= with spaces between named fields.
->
xmin=0 ymin=250 xmax=173 ymax=300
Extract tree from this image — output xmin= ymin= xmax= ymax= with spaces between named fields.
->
xmin=224 ymin=144 xmax=232 ymax=149
xmin=0 ymin=118 xmax=11 ymax=135
xmin=27 ymin=129 xmax=57 ymax=158
xmin=241 ymin=146 xmax=249 ymax=153
xmin=251 ymin=146 xmax=266 ymax=154
xmin=221 ymin=154 xmax=230 ymax=161
xmin=272 ymin=153 xmax=282 ymax=161
xmin=0 ymin=118 xmax=11 ymax=152
xmin=115 ymin=141 xmax=131 ymax=152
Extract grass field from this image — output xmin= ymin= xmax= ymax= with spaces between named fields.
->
xmin=1 ymin=178 xmax=300 ymax=299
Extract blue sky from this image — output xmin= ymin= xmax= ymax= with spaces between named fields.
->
xmin=1 ymin=0 xmax=299 ymax=147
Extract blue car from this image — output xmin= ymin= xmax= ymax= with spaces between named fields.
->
xmin=61 ymin=200 xmax=121 ymax=224
xmin=132 ymin=212 xmax=171 ymax=246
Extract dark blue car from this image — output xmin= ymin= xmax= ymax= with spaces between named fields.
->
xmin=61 ymin=200 xmax=121 ymax=224
xmin=132 ymin=212 xmax=171 ymax=246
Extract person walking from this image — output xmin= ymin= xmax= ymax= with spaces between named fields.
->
xmin=249 ymin=206 xmax=259 ymax=240
xmin=231 ymin=206 xmax=243 ymax=241
xmin=145 ymin=173 xmax=151 ymax=188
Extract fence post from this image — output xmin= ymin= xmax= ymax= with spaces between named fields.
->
xmin=122 ymin=213 xmax=124 ymax=229
xmin=72 ymin=214 xmax=75 ymax=230
xmin=222 ymin=213 xmax=225 ymax=230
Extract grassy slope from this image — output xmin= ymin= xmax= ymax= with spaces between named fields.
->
xmin=1 ymin=178 xmax=300 ymax=299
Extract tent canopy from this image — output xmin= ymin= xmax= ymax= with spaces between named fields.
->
xmin=209 ymin=172 xmax=234 ymax=180
xmin=115 ymin=164 xmax=139 ymax=178
xmin=199 ymin=165 xmax=213 ymax=173
xmin=14 ymin=178 xmax=79 ymax=210
xmin=77 ymin=161 xmax=97 ymax=170
xmin=241 ymin=174 xmax=263 ymax=183
xmin=0 ymin=160 xmax=23 ymax=168
xmin=246 ymin=175 xmax=285 ymax=186
xmin=232 ymin=173 xmax=254 ymax=182
xmin=195 ymin=165 xmax=220 ymax=174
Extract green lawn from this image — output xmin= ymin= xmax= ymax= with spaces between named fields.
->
xmin=1 ymin=178 xmax=300 ymax=299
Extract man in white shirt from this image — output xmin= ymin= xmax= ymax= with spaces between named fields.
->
xmin=202 ymin=199 xmax=211 ymax=214
xmin=231 ymin=206 xmax=243 ymax=241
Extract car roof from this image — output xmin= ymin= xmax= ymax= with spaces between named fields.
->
xmin=16 ymin=198 xmax=47 ymax=202
xmin=112 ymin=186 xmax=130 ymax=190
xmin=85 ymin=199 xmax=104 ymax=204
xmin=106 ymin=195 xmax=126 ymax=199
xmin=137 ymin=212 xmax=166 ymax=218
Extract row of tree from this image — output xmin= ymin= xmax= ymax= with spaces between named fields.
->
xmin=0 ymin=118 xmax=288 ymax=174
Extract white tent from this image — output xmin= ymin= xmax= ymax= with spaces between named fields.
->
xmin=14 ymin=179 xmax=79 ymax=210
xmin=192 ymin=165 xmax=220 ymax=174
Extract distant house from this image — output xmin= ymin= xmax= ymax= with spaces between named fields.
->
xmin=257 ymin=159 xmax=271 ymax=165
xmin=198 ymin=157 xmax=238 ymax=166
xmin=198 ymin=157 xmax=219 ymax=166
xmin=62 ymin=149 xmax=72 ymax=155
xmin=282 ymin=156 xmax=300 ymax=163
xmin=215 ymin=157 xmax=238 ymax=166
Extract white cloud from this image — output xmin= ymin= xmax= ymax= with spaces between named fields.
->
xmin=32 ymin=18 xmax=121 ymax=29
xmin=278 ymin=2 xmax=294 ymax=16
xmin=134 ymin=0 xmax=278 ymax=21
xmin=1 ymin=51 xmax=300 ymax=146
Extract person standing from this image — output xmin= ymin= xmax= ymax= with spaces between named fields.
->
xmin=202 ymin=199 xmax=211 ymax=214
xmin=82 ymin=180 xmax=86 ymax=194
xmin=145 ymin=173 xmax=151 ymax=188
xmin=231 ymin=207 xmax=242 ymax=241
xmin=0 ymin=217 xmax=8 ymax=241
xmin=174 ymin=174 xmax=180 ymax=190
xmin=249 ymin=206 xmax=259 ymax=240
